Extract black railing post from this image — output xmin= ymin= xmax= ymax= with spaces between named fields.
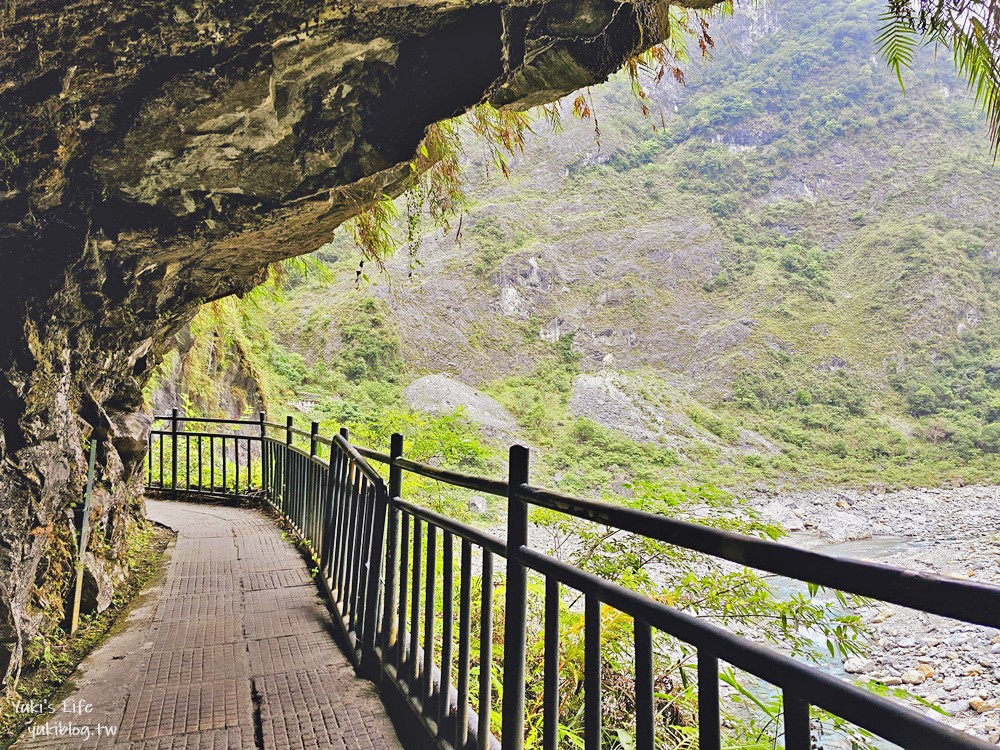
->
xmin=170 ymin=407 xmax=179 ymax=498
xmin=309 ymin=421 xmax=319 ymax=544
xmin=259 ymin=411 xmax=267 ymax=495
xmin=501 ymin=444 xmax=530 ymax=750
xmin=362 ymin=477 xmax=390 ymax=676
xmin=284 ymin=415 xmax=293 ymax=511
xmin=698 ymin=650 xmax=721 ymax=750
xmin=381 ymin=433 xmax=403 ymax=659
xmin=320 ymin=437 xmax=340 ymax=577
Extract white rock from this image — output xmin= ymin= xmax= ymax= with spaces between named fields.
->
xmin=760 ymin=500 xmax=805 ymax=531
xmin=844 ymin=657 xmax=876 ymax=674
xmin=902 ymin=669 xmax=927 ymax=685
xmin=404 ymin=375 xmax=516 ymax=434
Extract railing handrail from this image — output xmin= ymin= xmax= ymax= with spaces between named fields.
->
xmin=150 ymin=413 xmax=1000 ymax=626
xmin=144 ymin=414 xmax=994 ymax=750
xmin=517 ymin=545 xmax=982 ymax=750
xmin=303 ymin=429 xmax=1000 ymax=627
xmin=152 ymin=414 xmax=262 ymax=426
xmin=516 ymin=483 xmax=1000 ymax=628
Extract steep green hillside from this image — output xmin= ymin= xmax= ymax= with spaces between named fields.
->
xmin=155 ymin=0 xmax=1000 ymax=494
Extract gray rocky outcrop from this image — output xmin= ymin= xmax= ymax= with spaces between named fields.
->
xmin=404 ymin=374 xmax=516 ymax=436
xmin=0 ymin=0 xmax=721 ymax=687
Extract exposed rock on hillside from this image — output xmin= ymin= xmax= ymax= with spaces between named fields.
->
xmin=0 ymin=0 xmax=717 ymax=687
xmin=404 ymin=374 xmax=516 ymax=436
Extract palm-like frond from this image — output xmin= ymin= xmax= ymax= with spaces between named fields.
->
xmin=876 ymin=10 xmax=919 ymax=90
xmin=948 ymin=15 xmax=1000 ymax=154
xmin=881 ymin=0 xmax=1000 ymax=155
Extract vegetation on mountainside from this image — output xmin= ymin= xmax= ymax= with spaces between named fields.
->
xmin=340 ymin=0 xmax=1000 ymax=270
xmin=147 ymin=0 xmax=1000 ymax=744
xmin=149 ymin=0 xmax=1000 ymax=509
xmin=149 ymin=0 xmax=1000 ymax=514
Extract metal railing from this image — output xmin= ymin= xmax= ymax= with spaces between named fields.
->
xmin=146 ymin=413 xmax=999 ymax=750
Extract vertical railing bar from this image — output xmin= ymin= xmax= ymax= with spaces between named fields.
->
xmin=784 ymin=695 xmax=811 ymax=750
xmin=185 ymin=433 xmax=190 ymax=493
xmin=234 ymin=432 xmax=240 ymax=495
xmin=260 ymin=412 xmax=267 ymax=494
xmin=381 ymin=433 xmax=403 ymax=659
xmin=356 ymin=476 xmax=375 ymax=633
xmin=291 ymin=448 xmax=298 ymax=530
xmin=221 ymin=435 xmax=228 ymax=494
xmin=501 ymin=445 xmax=530 ymax=750
xmin=477 ymin=549 xmax=493 ymax=750
xmin=635 ymin=620 xmax=655 ymax=750
xmin=344 ymin=469 xmax=362 ymax=629
xmin=315 ymin=460 xmax=324 ymax=554
xmin=307 ymin=458 xmax=315 ymax=550
xmin=294 ymin=453 xmax=306 ymax=537
xmin=362 ymin=478 xmax=389 ymax=673
xmin=456 ymin=539 xmax=473 ymax=750
xmin=440 ymin=530 xmax=454 ymax=733
xmin=338 ymin=429 xmax=354 ymax=603
xmin=410 ymin=518 xmax=423 ymax=692
xmin=170 ymin=407 xmax=178 ymax=497
xmin=332 ymin=442 xmax=350 ymax=593
xmin=698 ymin=650 xmax=721 ymax=750
xmin=543 ymin=577 xmax=560 ymax=750
xmin=309 ymin=421 xmax=319 ymax=545
xmin=398 ymin=510 xmax=411 ymax=677
xmin=331 ymin=445 xmax=347 ymax=597
xmin=320 ymin=440 xmax=340 ymax=579
xmin=584 ymin=594 xmax=601 ymax=750
xmin=284 ymin=416 xmax=293 ymax=512
xmin=290 ymin=448 xmax=297 ymax=527
xmin=351 ymin=475 xmax=369 ymax=632
xmin=423 ymin=524 xmax=437 ymax=708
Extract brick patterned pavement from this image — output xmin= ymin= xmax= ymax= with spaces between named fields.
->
xmin=13 ymin=501 xmax=404 ymax=750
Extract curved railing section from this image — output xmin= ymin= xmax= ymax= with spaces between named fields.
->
xmin=146 ymin=412 xmax=998 ymax=750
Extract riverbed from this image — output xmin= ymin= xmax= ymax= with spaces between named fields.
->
xmin=753 ymin=485 xmax=1000 ymax=743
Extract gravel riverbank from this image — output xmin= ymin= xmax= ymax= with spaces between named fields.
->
xmin=753 ymin=485 xmax=1000 ymax=742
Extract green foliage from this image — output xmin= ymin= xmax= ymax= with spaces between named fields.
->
xmin=685 ymin=405 xmax=738 ymax=442
xmin=778 ymin=243 xmax=830 ymax=289
xmin=876 ymin=9 xmax=918 ymax=90
xmin=337 ymin=297 xmax=402 ymax=383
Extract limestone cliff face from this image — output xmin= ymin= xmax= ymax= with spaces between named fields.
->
xmin=0 ymin=0 xmax=716 ymax=688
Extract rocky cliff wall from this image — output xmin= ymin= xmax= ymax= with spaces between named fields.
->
xmin=0 ymin=0 xmax=716 ymax=689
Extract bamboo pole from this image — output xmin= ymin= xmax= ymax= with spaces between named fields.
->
xmin=70 ymin=440 xmax=98 ymax=635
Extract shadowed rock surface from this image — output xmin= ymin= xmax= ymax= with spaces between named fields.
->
xmin=0 ymin=0 xmax=719 ymax=687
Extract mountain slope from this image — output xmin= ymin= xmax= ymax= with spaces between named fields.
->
xmin=159 ymin=0 xmax=1000 ymax=492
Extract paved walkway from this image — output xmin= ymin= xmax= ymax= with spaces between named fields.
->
xmin=15 ymin=500 xmax=404 ymax=750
